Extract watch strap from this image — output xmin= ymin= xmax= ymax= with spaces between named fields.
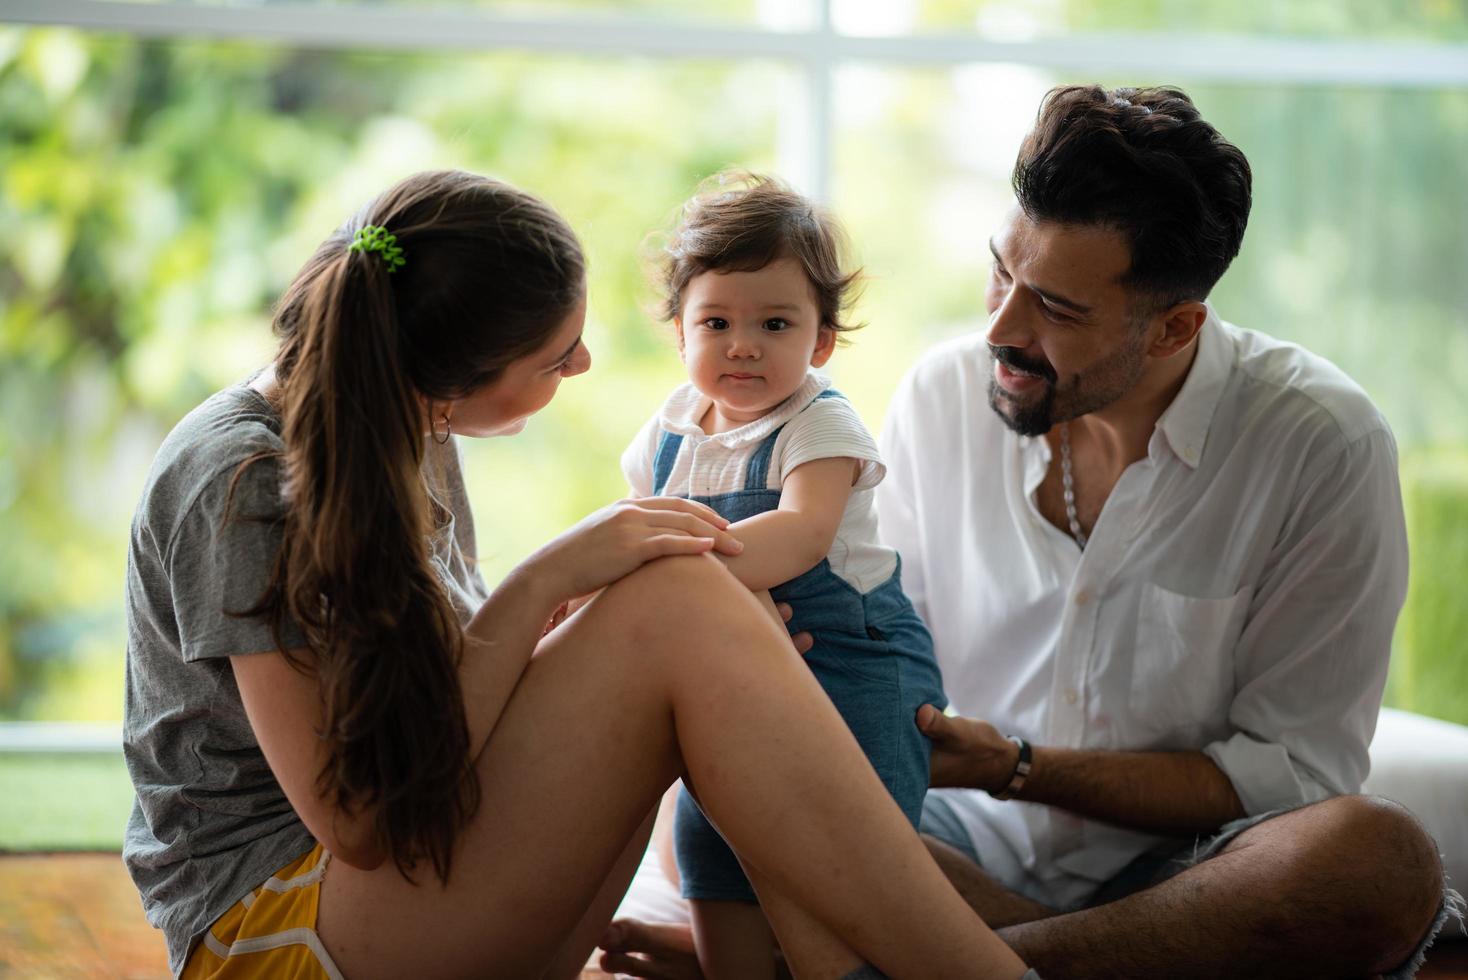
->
xmin=992 ymin=735 xmax=1032 ymax=801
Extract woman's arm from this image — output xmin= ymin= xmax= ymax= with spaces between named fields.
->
xmin=234 ymin=496 xmax=743 ymax=868
xmin=233 ymin=651 xmax=388 ymax=868
xmin=714 ymin=457 xmax=860 ymax=592
xmin=230 ymin=566 xmax=567 ymax=869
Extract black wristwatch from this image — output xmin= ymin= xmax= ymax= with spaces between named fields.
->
xmin=991 ymin=735 xmax=1032 ymax=801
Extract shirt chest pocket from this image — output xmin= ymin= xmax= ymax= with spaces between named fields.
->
xmin=1129 ymin=583 xmax=1251 ymax=742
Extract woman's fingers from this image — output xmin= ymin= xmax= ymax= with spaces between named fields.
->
xmin=637 ymin=495 xmax=730 ymax=528
xmin=642 ymin=534 xmax=717 ymax=557
xmin=641 ymin=509 xmax=743 ymax=555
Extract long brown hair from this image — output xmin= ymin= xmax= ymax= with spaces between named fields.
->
xmin=241 ymin=170 xmax=585 ymax=882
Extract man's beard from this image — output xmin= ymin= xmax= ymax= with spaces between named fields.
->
xmin=987 ymin=333 xmax=1148 ymax=437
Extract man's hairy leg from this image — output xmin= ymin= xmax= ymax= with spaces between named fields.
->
xmin=999 ymin=796 xmax=1445 ymax=980
xmin=922 ymin=835 xmax=1056 ymax=928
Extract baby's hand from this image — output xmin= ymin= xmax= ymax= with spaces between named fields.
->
xmin=541 ymin=601 xmax=569 ymax=637
xmin=541 ymin=593 xmax=598 ymax=637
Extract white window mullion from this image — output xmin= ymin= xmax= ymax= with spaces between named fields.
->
xmin=775 ymin=0 xmax=833 ymax=203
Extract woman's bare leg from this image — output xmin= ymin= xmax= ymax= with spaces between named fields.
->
xmin=746 ymin=865 xmax=864 ymax=980
xmin=540 ymin=807 xmax=658 ymax=980
xmin=316 ymin=555 xmax=1026 ymax=979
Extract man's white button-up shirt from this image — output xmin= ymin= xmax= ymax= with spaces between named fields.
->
xmin=877 ymin=308 xmax=1409 ymax=908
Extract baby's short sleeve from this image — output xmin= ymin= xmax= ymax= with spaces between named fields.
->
xmin=620 ymin=414 xmax=662 ymax=498
xmin=778 ymin=395 xmax=886 ymax=491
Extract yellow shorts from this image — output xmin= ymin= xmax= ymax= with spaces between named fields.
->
xmin=182 ymin=843 xmax=344 ymax=980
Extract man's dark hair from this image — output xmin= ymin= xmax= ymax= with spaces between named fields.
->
xmin=1013 ymin=85 xmax=1252 ymax=309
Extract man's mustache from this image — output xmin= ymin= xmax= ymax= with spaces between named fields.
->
xmin=989 ymin=345 xmax=1057 ymax=383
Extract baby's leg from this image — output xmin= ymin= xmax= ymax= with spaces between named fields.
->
xmin=690 ymin=899 xmax=777 ymax=980
xmin=675 ymin=785 xmax=776 ymax=978
xmin=746 ymin=864 xmax=872 ymax=980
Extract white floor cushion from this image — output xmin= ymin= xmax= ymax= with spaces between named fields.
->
xmin=1364 ymin=707 xmax=1468 ymax=937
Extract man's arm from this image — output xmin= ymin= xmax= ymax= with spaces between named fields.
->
xmin=918 ymin=425 xmax=1407 ymax=836
xmin=918 ymin=706 xmax=1244 ymax=835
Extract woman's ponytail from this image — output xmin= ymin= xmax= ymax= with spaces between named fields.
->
xmin=258 ymin=245 xmax=474 ymax=882
xmin=243 ymin=171 xmax=585 ymax=882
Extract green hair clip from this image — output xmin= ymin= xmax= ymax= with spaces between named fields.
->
xmin=347 ymin=224 xmax=406 ymax=273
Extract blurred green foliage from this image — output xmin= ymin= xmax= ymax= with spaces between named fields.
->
xmin=0 ymin=27 xmax=786 ymax=718
xmin=1 ymin=5 xmax=1466 ymax=728
xmin=1391 ymin=450 xmax=1468 ymax=727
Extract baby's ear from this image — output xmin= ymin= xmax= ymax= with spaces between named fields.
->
xmin=673 ymin=316 xmax=686 ymax=360
xmin=810 ymin=325 xmax=837 ymax=368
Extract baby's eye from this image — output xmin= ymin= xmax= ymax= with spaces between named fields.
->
xmin=703 ymin=318 xmax=728 ymax=330
xmin=764 ymin=318 xmax=791 ymax=332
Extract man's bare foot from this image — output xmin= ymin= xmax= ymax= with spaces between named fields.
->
xmin=598 ymin=919 xmax=703 ymax=980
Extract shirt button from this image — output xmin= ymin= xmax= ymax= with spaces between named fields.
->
xmin=1074 ymin=590 xmax=1090 ymax=606
xmin=1064 ymin=690 xmax=1079 ymax=705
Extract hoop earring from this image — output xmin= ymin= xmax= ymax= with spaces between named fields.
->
xmin=432 ymin=413 xmax=452 ymax=445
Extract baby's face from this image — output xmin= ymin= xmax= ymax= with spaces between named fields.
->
xmin=677 ymin=256 xmax=834 ymax=429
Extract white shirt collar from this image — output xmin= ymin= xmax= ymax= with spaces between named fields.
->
xmin=658 ymin=371 xmax=832 ymax=448
xmin=1154 ymin=303 xmax=1233 ymax=470
xmin=1012 ymin=303 xmax=1233 ymax=483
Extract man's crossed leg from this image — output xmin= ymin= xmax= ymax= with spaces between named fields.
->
xmin=600 ymin=794 xmax=1456 ymax=979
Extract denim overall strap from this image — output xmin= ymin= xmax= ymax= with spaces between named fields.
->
xmin=651 ymin=430 xmax=684 ymax=497
xmin=741 ymin=388 xmax=847 ymax=491
xmin=742 ymin=429 xmax=782 ymax=491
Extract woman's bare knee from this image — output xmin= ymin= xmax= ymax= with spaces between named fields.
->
xmin=598 ymin=554 xmax=776 ymax=652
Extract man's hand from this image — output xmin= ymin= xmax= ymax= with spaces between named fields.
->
xmin=774 ymin=601 xmax=814 ymax=655
xmin=917 ymin=704 xmax=1020 ymax=794
xmin=598 ymin=919 xmax=702 ymax=979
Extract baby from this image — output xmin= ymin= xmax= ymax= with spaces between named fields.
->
xmin=621 ymin=172 xmax=947 ymax=978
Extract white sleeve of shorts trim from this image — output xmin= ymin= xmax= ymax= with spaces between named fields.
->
xmin=779 ymin=396 xmax=885 ymax=490
xmin=621 ymin=414 xmax=662 ymax=498
xmin=1203 ymin=426 xmax=1408 ymax=815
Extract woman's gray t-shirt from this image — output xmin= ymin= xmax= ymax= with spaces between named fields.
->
xmin=122 ymin=380 xmax=490 ymax=975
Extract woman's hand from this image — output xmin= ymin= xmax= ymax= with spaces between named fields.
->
xmin=529 ymin=497 xmax=744 ymax=604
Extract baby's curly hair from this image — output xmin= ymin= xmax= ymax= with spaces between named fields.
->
xmin=655 ymin=171 xmax=863 ymax=340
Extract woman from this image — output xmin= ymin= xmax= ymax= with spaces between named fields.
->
xmin=122 ymin=169 xmax=1033 ymax=980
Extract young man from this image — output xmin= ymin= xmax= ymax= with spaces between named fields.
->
xmin=603 ymin=86 xmax=1455 ymax=979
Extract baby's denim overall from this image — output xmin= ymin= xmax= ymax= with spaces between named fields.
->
xmin=658 ymin=390 xmax=948 ymax=903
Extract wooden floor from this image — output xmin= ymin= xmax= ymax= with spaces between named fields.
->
xmin=0 ymin=852 xmax=1461 ymax=978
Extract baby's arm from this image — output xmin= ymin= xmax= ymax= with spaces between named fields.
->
xmin=716 ymin=456 xmax=860 ymax=592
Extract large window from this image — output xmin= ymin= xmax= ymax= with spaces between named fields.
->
xmin=3 ymin=1 xmax=1466 ymax=743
